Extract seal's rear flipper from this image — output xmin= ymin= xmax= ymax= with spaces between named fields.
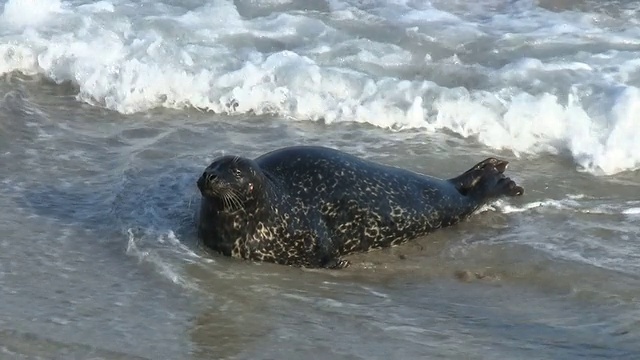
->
xmin=449 ymin=158 xmax=524 ymax=199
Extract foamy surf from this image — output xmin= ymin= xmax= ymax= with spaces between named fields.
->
xmin=1 ymin=0 xmax=639 ymax=175
xmin=495 ymin=195 xmax=640 ymax=216
xmin=477 ymin=194 xmax=640 ymax=275
xmin=125 ymin=227 xmax=205 ymax=290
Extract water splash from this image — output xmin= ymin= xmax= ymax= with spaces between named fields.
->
xmin=125 ymin=227 xmax=206 ymax=290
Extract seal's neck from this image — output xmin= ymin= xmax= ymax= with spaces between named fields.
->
xmin=243 ymin=172 xmax=278 ymax=212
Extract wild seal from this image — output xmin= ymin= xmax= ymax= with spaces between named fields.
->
xmin=196 ymin=146 xmax=523 ymax=269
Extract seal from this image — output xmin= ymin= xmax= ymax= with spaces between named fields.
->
xmin=196 ymin=146 xmax=523 ymax=269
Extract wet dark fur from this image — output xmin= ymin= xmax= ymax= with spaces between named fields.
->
xmin=196 ymin=146 xmax=523 ymax=269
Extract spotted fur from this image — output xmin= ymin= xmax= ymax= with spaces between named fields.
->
xmin=196 ymin=146 xmax=523 ymax=269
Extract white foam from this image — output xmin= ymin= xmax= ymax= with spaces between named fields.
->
xmin=0 ymin=0 xmax=639 ymax=174
xmin=622 ymin=208 xmax=640 ymax=215
xmin=125 ymin=228 xmax=204 ymax=290
xmin=1 ymin=0 xmax=64 ymax=29
xmin=495 ymin=195 xmax=640 ymax=217
xmin=575 ymin=87 xmax=640 ymax=174
xmin=77 ymin=1 xmax=115 ymax=13
xmin=0 ymin=43 xmax=38 ymax=75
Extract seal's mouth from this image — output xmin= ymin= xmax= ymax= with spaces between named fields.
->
xmin=197 ymin=173 xmax=221 ymax=198
xmin=197 ymin=173 xmax=214 ymax=194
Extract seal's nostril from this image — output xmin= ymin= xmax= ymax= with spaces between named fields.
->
xmin=206 ymin=173 xmax=217 ymax=183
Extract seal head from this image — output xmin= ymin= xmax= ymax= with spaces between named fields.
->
xmin=197 ymin=155 xmax=263 ymax=212
xmin=197 ymin=155 xmax=283 ymax=261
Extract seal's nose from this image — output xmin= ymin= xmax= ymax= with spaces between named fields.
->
xmin=197 ymin=171 xmax=218 ymax=193
xmin=197 ymin=174 xmax=206 ymax=192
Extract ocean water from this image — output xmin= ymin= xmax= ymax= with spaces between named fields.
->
xmin=1 ymin=0 xmax=639 ymax=358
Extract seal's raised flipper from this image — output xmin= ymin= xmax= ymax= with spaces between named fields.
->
xmin=449 ymin=158 xmax=524 ymax=198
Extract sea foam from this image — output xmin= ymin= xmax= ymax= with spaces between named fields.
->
xmin=1 ymin=0 xmax=63 ymax=29
xmin=0 ymin=0 xmax=639 ymax=175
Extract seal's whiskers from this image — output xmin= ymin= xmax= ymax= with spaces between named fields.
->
xmin=221 ymin=188 xmax=244 ymax=212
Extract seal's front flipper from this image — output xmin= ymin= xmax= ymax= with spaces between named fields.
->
xmin=449 ymin=157 xmax=524 ymax=199
xmin=323 ymin=258 xmax=351 ymax=269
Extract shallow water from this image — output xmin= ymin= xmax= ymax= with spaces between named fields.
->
xmin=1 ymin=0 xmax=640 ymax=359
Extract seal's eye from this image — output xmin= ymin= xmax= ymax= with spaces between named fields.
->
xmin=233 ymin=168 xmax=242 ymax=177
